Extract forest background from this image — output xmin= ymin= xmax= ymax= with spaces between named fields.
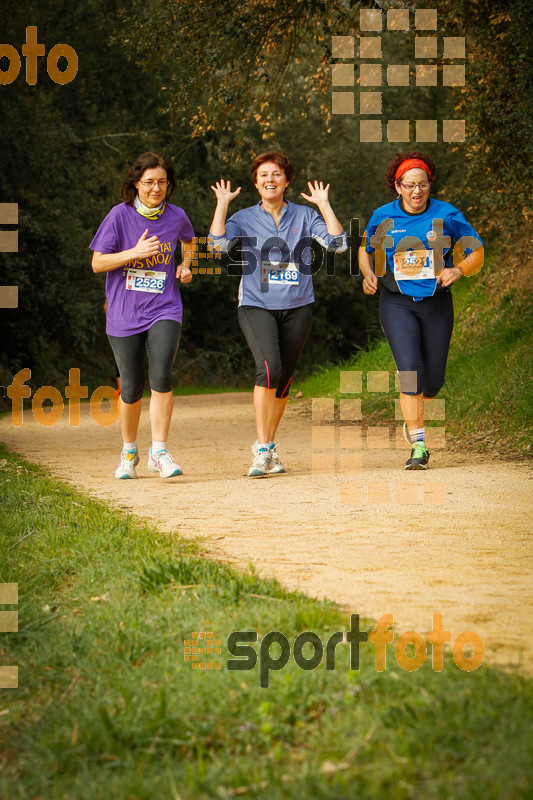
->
xmin=1 ymin=0 xmax=531 ymax=396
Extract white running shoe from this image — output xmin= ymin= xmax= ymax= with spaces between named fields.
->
xmin=248 ymin=446 xmax=272 ymax=477
xmin=147 ymin=448 xmax=183 ymax=478
xmin=268 ymin=444 xmax=286 ymax=474
xmin=251 ymin=440 xmax=286 ymax=474
xmin=115 ymin=448 xmax=139 ymax=480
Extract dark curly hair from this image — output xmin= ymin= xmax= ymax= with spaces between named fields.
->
xmin=251 ymin=151 xmax=294 ymax=187
xmin=384 ymin=151 xmax=436 ymax=194
xmin=121 ymin=152 xmax=177 ymax=204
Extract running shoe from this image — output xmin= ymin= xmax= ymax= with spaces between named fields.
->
xmin=268 ymin=443 xmax=286 ymax=474
xmin=115 ymin=448 xmax=139 ymax=480
xmin=147 ymin=448 xmax=183 ymax=478
xmin=251 ymin=440 xmax=286 ymax=474
xmin=248 ymin=446 xmax=272 ymax=477
xmin=404 ymin=442 xmax=430 ymax=470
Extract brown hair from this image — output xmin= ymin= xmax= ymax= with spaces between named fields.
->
xmin=251 ymin=151 xmax=294 ymax=186
xmin=121 ymin=152 xmax=177 ymax=204
xmin=384 ymin=151 xmax=436 ymax=194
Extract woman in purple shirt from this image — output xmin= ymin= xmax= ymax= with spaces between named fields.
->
xmin=90 ymin=152 xmax=194 ymax=480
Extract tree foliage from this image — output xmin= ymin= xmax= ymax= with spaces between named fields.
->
xmin=116 ymin=0 xmax=532 ymax=225
xmin=438 ymin=0 xmax=533 ymax=227
xmin=1 ymin=0 xmax=530 ymax=395
xmin=0 ymin=0 xmax=179 ymax=390
xmin=113 ymin=0 xmax=358 ymax=136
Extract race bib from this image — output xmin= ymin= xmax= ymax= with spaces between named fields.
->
xmin=393 ymin=249 xmax=435 ymax=281
xmin=261 ymin=261 xmax=299 ymax=286
xmin=126 ymin=268 xmax=167 ymax=294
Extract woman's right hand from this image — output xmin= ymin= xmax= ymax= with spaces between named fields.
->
xmin=210 ymin=180 xmax=241 ymax=204
xmin=362 ymin=271 xmax=378 ymax=295
xmin=134 ymin=229 xmax=161 ymax=259
xmin=92 ymin=229 xmax=161 ymax=274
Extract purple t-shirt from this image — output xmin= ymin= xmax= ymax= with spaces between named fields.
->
xmin=90 ymin=202 xmax=194 ymax=336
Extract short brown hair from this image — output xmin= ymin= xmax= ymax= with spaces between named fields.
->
xmin=251 ymin=152 xmax=294 ymax=186
xmin=385 ymin=151 xmax=436 ymax=194
xmin=121 ymin=152 xmax=177 ymax=204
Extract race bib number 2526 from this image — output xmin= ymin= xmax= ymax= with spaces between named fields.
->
xmin=126 ymin=268 xmax=167 ymax=294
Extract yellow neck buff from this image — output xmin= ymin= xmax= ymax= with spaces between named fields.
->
xmin=134 ymin=195 xmax=166 ymax=220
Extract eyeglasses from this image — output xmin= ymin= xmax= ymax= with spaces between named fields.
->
xmin=400 ymin=181 xmax=430 ymax=191
xmin=138 ymin=179 xmax=169 ymax=188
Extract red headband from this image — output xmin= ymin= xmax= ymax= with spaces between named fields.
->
xmin=395 ymin=159 xmax=432 ymax=181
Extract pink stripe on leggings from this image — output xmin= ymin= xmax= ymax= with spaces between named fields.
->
xmin=280 ymin=376 xmax=292 ymax=398
xmin=264 ymin=360 xmax=270 ymax=389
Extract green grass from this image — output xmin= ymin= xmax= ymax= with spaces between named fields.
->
xmin=0 ymin=445 xmax=532 ymax=798
xmin=294 ymin=254 xmax=533 ymax=453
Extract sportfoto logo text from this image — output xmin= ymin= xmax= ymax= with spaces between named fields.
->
xmin=186 ymin=614 xmax=484 ymax=688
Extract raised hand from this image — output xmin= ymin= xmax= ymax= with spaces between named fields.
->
xmin=210 ymin=179 xmax=241 ymax=204
xmin=134 ymin=229 xmax=160 ymax=259
xmin=300 ymin=180 xmax=330 ymax=206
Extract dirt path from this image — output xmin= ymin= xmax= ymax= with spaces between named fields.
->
xmin=1 ymin=393 xmax=531 ymax=671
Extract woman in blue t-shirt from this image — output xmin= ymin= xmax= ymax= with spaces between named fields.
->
xmin=359 ymin=151 xmax=484 ymax=469
xmin=210 ymin=151 xmax=347 ymax=477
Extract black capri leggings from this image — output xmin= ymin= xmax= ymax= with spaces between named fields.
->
xmin=379 ymin=288 xmax=454 ymax=397
xmin=108 ymin=319 xmax=181 ymax=404
xmin=238 ymin=304 xmax=313 ymax=398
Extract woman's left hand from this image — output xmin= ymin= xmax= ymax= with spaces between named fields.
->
xmin=436 ymin=267 xmax=462 ymax=287
xmin=301 ymin=181 xmax=330 ymax=206
xmin=177 ymin=265 xmax=193 ymax=283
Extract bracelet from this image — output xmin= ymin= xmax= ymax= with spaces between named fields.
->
xmin=455 ymin=265 xmax=464 ymax=276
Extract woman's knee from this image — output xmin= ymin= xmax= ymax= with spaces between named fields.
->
xmin=422 ymin=377 xmax=445 ymax=398
xmin=396 ymin=367 xmax=424 ymax=395
xmin=255 ymin=357 xmax=282 ymax=389
xmin=276 ymin=373 xmax=294 ymax=398
xmin=148 ymin=366 xmax=173 ymax=394
xmin=120 ymin=375 xmax=145 ymax=404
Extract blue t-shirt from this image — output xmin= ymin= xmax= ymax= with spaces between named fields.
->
xmin=363 ymin=198 xmax=483 ymax=300
xmin=211 ymin=200 xmax=348 ymax=309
